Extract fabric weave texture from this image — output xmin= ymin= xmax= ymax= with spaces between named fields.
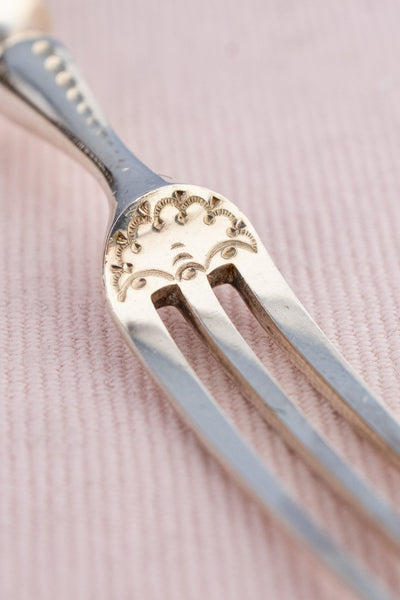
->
xmin=1 ymin=0 xmax=400 ymax=598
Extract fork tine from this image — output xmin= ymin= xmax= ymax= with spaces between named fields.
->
xmin=177 ymin=273 xmax=400 ymax=549
xmin=232 ymin=254 xmax=400 ymax=466
xmin=113 ymin=293 xmax=391 ymax=600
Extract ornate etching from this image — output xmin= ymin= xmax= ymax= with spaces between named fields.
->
xmin=108 ymin=190 xmax=258 ymax=301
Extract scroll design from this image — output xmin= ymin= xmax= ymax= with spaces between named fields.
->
xmin=109 ymin=190 xmax=258 ymax=301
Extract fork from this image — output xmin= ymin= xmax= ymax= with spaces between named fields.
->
xmin=1 ymin=3 xmax=400 ymax=599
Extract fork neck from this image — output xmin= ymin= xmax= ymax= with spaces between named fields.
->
xmin=0 ymin=34 xmax=166 ymax=213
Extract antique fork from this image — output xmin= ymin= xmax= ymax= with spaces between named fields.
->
xmin=1 ymin=3 xmax=400 ymax=599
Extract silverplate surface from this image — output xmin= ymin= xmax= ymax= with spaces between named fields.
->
xmin=0 ymin=5 xmax=398 ymax=599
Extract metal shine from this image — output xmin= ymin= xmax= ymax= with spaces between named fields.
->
xmin=0 ymin=4 xmax=397 ymax=599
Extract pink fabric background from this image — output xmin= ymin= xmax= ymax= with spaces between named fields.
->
xmin=1 ymin=0 xmax=400 ymax=598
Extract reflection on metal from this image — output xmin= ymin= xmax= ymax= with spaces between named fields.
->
xmin=107 ymin=189 xmax=257 ymax=300
xmin=0 ymin=18 xmax=398 ymax=600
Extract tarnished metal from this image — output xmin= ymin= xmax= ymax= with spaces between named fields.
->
xmin=0 ymin=8 xmax=399 ymax=599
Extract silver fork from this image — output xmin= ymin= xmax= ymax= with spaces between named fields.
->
xmin=1 ymin=4 xmax=400 ymax=599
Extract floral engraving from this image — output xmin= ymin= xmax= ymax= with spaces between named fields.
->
xmin=108 ymin=190 xmax=257 ymax=301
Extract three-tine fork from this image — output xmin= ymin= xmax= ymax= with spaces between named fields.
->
xmin=1 ymin=3 xmax=400 ymax=599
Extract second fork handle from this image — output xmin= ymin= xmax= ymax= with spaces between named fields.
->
xmin=0 ymin=34 xmax=165 ymax=211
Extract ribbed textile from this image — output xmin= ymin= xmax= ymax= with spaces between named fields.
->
xmin=1 ymin=0 xmax=400 ymax=598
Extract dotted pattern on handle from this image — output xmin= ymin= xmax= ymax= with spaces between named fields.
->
xmin=30 ymin=38 xmax=136 ymax=183
xmin=1 ymin=35 xmax=165 ymax=204
xmin=32 ymin=39 xmax=107 ymax=136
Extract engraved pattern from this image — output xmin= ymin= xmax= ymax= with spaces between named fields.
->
xmin=108 ymin=190 xmax=258 ymax=301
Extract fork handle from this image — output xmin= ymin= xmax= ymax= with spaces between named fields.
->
xmin=0 ymin=33 xmax=165 ymax=211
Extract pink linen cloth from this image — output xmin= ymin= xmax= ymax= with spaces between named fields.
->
xmin=1 ymin=0 xmax=400 ymax=598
